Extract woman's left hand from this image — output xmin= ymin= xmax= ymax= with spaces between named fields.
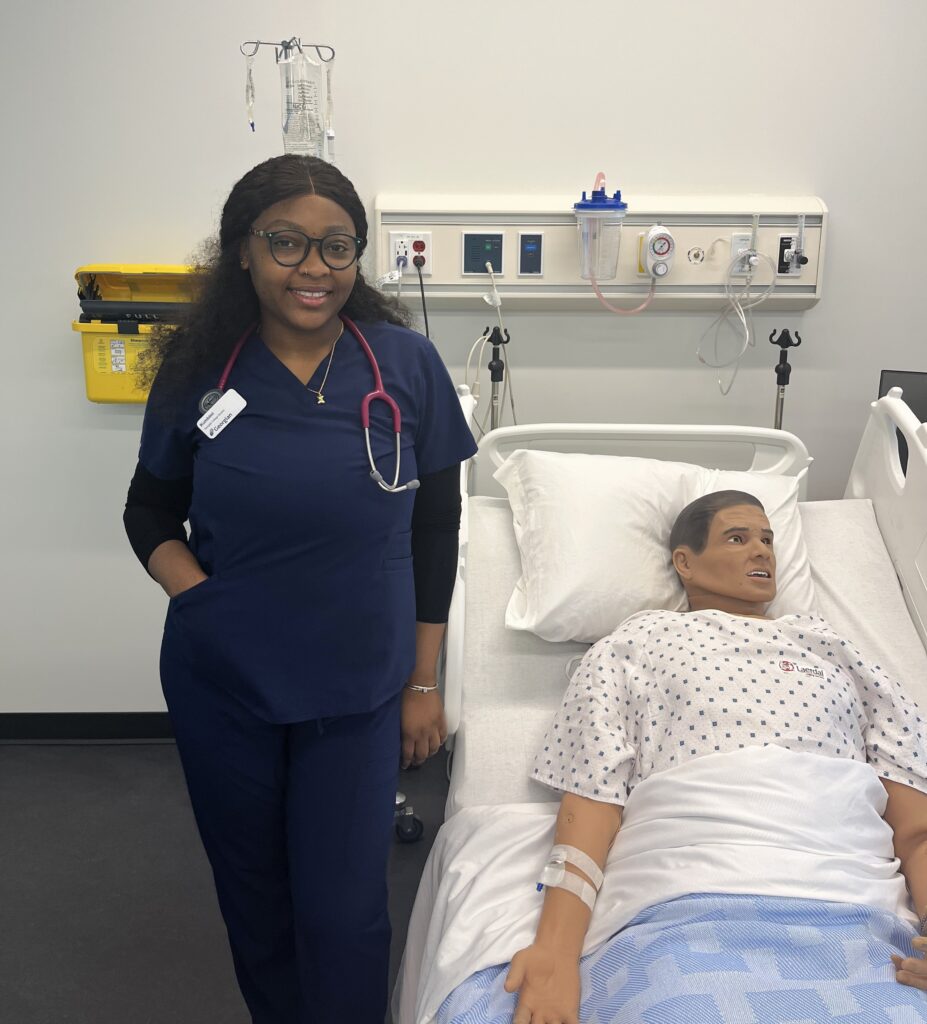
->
xmin=401 ymin=688 xmax=448 ymax=769
xmin=892 ymin=936 xmax=927 ymax=990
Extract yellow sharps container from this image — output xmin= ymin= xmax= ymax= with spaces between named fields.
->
xmin=72 ymin=264 xmax=195 ymax=403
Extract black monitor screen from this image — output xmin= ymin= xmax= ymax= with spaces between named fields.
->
xmin=878 ymin=369 xmax=927 ymax=474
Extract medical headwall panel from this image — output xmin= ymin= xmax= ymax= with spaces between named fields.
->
xmin=374 ymin=195 xmax=826 ymax=311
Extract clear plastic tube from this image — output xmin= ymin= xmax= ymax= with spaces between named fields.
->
xmin=324 ymin=62 xmax=336 ymax=163
xmin=245 ymin=53 xmax=255 ymax=131
xmin=279 ymin=50 xmax=324 ymax=156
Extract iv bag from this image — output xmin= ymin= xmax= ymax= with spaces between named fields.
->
xmin=279 ymin=50 xmax=324 ymax=157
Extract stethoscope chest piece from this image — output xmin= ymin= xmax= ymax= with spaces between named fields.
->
xmin=199 ymin=389 xmax=224 ymax=414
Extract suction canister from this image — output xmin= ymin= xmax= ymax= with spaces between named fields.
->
xmin=574 ymin=185 xmax=628 ymax=281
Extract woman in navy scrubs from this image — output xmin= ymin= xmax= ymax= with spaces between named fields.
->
xmin=123 ymin=155 xmax=477 ymax=1023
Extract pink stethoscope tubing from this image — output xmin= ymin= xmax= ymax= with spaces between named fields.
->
xmin=214 ymin=315 xmax=419 ymax=494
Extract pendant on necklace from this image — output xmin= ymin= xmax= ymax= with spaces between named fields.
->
xmin=316 ymin=395 xmax=325 ymax=405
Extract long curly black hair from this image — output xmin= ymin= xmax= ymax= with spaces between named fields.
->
xmin=138 ymin=155 xmax=411 ymax=408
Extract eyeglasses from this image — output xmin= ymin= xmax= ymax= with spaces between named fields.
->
xmin=249 ymin=228 xmax=365 ymax=270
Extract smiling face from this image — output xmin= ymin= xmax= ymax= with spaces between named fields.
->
xmin=672 ymin=504 xmax=777 ymax=617
xmin=241 ymin=193 xmax=358 ymax=351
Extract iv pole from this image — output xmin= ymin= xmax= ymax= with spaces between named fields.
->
xmin=769 ymin=328 xmax=802 ymax=430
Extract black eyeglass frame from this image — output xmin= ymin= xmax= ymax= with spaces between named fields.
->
xmin=249 ymin=228 xmax=366 ymax=269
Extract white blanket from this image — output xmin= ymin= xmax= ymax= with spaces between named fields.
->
xmin=394 ymin=746 xmax=914 ymax=1024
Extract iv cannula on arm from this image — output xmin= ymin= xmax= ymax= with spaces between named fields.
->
xmin=504 ymin=794 xmax=621 ymax=1023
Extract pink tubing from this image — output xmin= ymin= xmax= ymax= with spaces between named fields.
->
xmin=590 ymin=275 xmax=656 ymax=315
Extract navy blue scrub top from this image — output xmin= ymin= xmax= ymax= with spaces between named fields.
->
xmin=139 ymin=321 xmax=478 ymax=723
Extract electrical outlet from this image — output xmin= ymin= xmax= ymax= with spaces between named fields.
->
xmin=729 ymin=232 xmax=753 ymax=276
xmin=388 ymin=231 xmax=432 ymax=275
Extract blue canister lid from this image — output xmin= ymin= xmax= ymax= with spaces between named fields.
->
xmin=574 ymin=188 xmax=628 ymax=211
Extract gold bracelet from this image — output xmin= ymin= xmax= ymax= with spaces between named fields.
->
xmin=405 ymin=683 xmax=439 ymax=693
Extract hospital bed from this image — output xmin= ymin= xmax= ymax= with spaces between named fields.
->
xmin=395 ymin=388 xmax=927 ymax=1024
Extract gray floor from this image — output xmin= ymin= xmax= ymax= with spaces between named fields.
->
xmin=0 ymin=740 xmax=450 ymax=1023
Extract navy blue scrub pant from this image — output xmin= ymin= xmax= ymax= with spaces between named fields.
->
xmin=161 ymin=636 xmax=401 ymax=1024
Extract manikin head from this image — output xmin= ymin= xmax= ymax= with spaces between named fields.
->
xmin=670 ymin=491 xmax=777 ymax=618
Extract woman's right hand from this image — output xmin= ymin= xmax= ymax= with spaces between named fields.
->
xmin=504 ymin=943 xmax=581 ymax=1024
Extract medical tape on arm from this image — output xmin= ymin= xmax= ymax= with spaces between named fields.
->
xmin=536 ymin=844 xmax=604 ymax=911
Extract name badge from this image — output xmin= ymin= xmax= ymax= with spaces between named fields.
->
xmin=197 ymin=389 xmax=246 ymax=439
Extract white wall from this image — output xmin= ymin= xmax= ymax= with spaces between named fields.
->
xmin=3 ymin=1 xmax=925 ymax=712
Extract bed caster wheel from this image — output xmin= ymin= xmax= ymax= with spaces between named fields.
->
xmin=395 ymin=807 xmax=424 ymax=843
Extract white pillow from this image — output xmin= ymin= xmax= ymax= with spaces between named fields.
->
xmin=494 ymin=451 xmax=818 ymax=643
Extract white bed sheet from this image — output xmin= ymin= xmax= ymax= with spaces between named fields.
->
xmin=446 ymin=496 xmax=927 ymax=817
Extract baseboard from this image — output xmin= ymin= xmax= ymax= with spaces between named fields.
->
xmin=0 ymin=713 xmax=174 ymax=740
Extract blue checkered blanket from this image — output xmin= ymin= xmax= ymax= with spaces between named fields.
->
xmin=437 ymin=894 xmax=927 ymax=1023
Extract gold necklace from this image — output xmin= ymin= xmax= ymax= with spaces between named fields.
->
xmin=306 ymin=324 xmax=344 ymax=405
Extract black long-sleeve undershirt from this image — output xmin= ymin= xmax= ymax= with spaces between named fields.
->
xmin=123 ymin=462 xmax=461 ymax=623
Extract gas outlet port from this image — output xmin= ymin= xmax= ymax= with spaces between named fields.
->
xmin=777 ymin=234 xmax=808 ymax=276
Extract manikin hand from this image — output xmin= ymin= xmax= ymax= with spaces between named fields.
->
xmin=504 ymin=943 xmax=581 ymax=1024
xmin=892 ymin=935 xmax=927 ymax=991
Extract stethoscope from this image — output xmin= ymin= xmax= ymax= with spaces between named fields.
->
xmin=198 ymin=314 xmax=420 ymax=493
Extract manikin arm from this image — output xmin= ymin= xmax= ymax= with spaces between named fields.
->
xmin=505 ymin=793 xmax=622 ymax=1024
xmin=884 ymin=779 xmax=927 ymax=991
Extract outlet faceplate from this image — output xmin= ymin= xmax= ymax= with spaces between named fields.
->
xmin=388 ymin=231 xmax=432 ymax=275
xmin=729 ymin=232 xmax=753 ymax=276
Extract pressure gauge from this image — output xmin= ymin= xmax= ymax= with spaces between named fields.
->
xmin=643 ymin=224 xmax=676 ymax=279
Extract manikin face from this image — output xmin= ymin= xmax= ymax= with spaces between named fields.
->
xmin=672 ymin=504 xmax=777 ymax=615
xmin=241 ymin=193 xmax=359 ymax=347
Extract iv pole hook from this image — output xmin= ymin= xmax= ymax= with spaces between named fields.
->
xmin=239 ymin=38 xmax=336 ymax=61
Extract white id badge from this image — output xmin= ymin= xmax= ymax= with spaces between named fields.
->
xmin=197 ymin=389 xmax=246 ymax=439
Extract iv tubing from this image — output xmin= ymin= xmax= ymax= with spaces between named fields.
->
xmin=696 ymin=248 xmax=778 ymax=395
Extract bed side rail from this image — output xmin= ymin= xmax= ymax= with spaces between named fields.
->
xmin=845 ymin=388 xmax=927 ymax=652
xmin=471 ymin=422 xmax=813 ymax=500
xmin=444 ymin=386 xmax=477 ymax=738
